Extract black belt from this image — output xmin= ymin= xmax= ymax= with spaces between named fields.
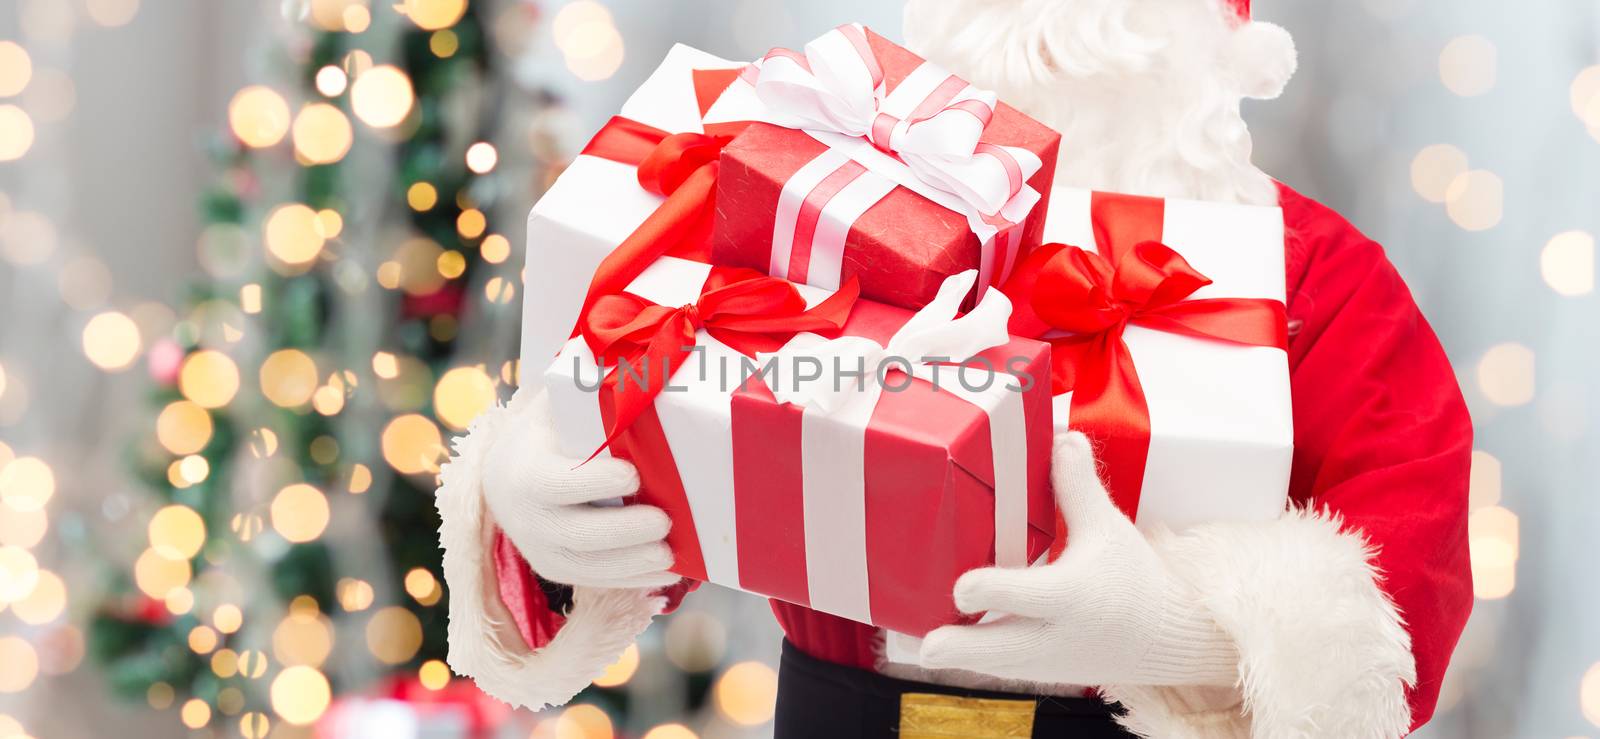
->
xmin=774 ymin=639 xmax=1134 ymax=738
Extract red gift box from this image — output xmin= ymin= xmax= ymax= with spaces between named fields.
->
xmin=544 ymin=258 xmax=1056 ymax=636
xmin=709 ymin=25 xmax=1061 ymax=311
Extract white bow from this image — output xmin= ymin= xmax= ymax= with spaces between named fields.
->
xmin=744 ymin=24 xmax=1037 ymax=219
xmin=760 ymin=270 xmax=1014 ymax=416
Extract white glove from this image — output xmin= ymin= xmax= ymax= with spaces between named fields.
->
xmin=482 ymin=390 xmax=678 ymax=590
xmin=919 ymin=432 xmax=1240 ymax=687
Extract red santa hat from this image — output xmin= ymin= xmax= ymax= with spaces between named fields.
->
xmin=1219 ymin=0 xmax=1298 ymax=99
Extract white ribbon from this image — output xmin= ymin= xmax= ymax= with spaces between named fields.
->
xmin=759 ymin=270 xmax=1013 ymax=415
xmin=743 ymin=24 xmax=1039 ymax=221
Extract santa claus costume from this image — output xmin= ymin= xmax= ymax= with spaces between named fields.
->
xmin=433 ymin=0 xmax=1475 ymax=736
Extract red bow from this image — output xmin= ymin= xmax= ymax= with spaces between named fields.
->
xmin=572 ymin=117 xmax=752 ymax=331
xmin=1000 ymin=194 xmax=1287 ymax=558
xmin=580 ymin=267 xmax=859 ymax=456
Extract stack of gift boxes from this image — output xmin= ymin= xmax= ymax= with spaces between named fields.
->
xmin=519 ymin=25 xmax=1295 ymax=642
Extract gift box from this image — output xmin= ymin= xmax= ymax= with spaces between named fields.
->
xmin=520 ymin=43 xmax=763 ymax=368
xmin=708 ymin=25 xmax=1061 ymax=310
xmin=884 ymin=187 xmax=1294 ymax=663
xmin=1024 ymin=187 xmax=1293 ymax=534
xmin=544 ymin=257 xmax=1055 ymax=636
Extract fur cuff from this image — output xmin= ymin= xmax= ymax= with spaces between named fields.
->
xmin=1102 ymin=508 xmax=1415 ymax=739
xmin=436 ymin=392 xmax=664 ymax=710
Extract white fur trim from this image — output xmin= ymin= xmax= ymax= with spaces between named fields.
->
xmin=436 ymin=392 xmax=664 ymax=710
xmin=1102 ymin=508 xmax=1415 ymax=739
xmin=1225 ymin=21 xmax=1297 ymax=100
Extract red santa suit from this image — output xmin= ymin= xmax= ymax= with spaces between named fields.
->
xmin=438 ymin=179 xmax=1473 ymax=736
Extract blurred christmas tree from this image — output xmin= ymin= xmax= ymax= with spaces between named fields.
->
xmin=83 ymin=1 xmax=560 ymax=735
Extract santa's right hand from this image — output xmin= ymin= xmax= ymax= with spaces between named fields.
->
xmin=483 ymin=389 xmax=677 ymax=589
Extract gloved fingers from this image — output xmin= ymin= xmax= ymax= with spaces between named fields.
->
xmin=919 ymin=617 xmax=1055 ymax=671
xmin=536 ymin=503 xmax=672 ymax=552
xmin=951 ymin=565 xmax=1068 ymax=619
xmin=541 ymin=542 xmax=677 ymax=589
xmin=498 ymin=446 xmax=640 ymax=505
xmin=1050 ymin=432 xmax=1126 ymax=533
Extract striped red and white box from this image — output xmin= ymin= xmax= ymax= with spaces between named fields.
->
xmin=706 ymin=25 xmax=1061 ymax=312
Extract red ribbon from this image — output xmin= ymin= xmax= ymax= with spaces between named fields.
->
xmin=1000 ymin=193 xmax=1287 ymax=558
xmin=570 ymin=67 xmax=750 ymax=330
xmin=579 ymin=266 xmax=859 ymax=455
xmin=572 ymin=117 xmax=751 ymax=331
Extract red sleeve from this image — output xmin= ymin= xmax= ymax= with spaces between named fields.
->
xmin=1278 ymin=183 xmax=1474 ymax=731
xmin=491 ymin=529 xmax=697 ymax=651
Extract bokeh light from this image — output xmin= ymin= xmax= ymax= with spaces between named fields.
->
xmin=1438 ymin=35 xmax=1496 ymax=97
xmin=0 ymin=545 xmax=40 ymax=603
xmin=0 ymin=105 xmax=33 ymax=161
xmin=149 ymin=505 xmax=207 ymax=560
xmin=82 ymin=311 xmax=143 ymax=370
xmin=260 ymin=348 xmax=319 ymax=407
xmin=85 ymin=0 xmax=140 ymax=27
xmin=481 ymin=233 xmax=511 ymax=263
xmin=1582 ymin=662 xmax=1600 ymax=728
xmin=381 ymin=413 xmax=444 ymax=474
xmin=593 ymin=644 xmax=640 ymax=688
xmin=133 ymin=547 xmax=191 ymax=599
xmin=0 ymin=42 xmax=31 ymax=97
xmin=665 ymin=610 xmax=727 ymax=672
xmin=434 ymin=365 xmax=495 ymax=430
xmin=1444 ymin=169 xmax=1503 ymax=232
xmin=1469 ymin=505 xmax=1518 ymax=600
xmin=466 ymin=141 xmax=498 ymax=173
xmin=1477 ymin=342 xmax=1535 ymax=407
xmin=0 ymin=500 xmax=48 ymax=549
xmin=1570 ymin=66 xmax=1600 ymax=128
xmin=181 ymin=698 xmax=212 ymax=729
xmin=0 ymin=636 xmax=41 ymax=692
xmin=157 ymin=400 xmax=213 ymax=455
xmin=241 ymin=711 xmax=271 ymax=739
xmin=337 ymin=578 xmax=374 ymax=611
xmin=404 ymin=567 xmax=441 ymax=605
xmin=271 ymin=666 xmax=332 ymax=725
xmin=1410 ymin=144 xmax=1468 ymax=204
xmin=229 ymin=86 xmax=291 ymax=148
xmin=292 ymin=103 xmax=354 ymax=164
xmin=555 ymin=704 xmax=614 ymax=739
xmin=188 ymin=626 xmax=219 ymax=655
xmin=366 ymin=606 xmax=423 ymax=664
xmin=180 ymin=349 xmax=241 ymax=408
xmin=271 ymin=483 xmax=331 ymax=543
xmin=403 ymin=0 xmax=467 ymax=31
xmin=714 ymin=661 xmax=779 ymax=726
xmin=273 ymin=610 xmax=334 ymax=667
xmin=264 ymin=203 xmax=327 ymax=268
xmin=457 ymin=208 xmax=487 ymax=238
xmin=0 ymin=456 xmax=54 ymax=512
xmin=213 ymin=603 xmax=244 ymax=634
xmin=1468 ymin=450 xmax=1501 ymax=510
xmin=0 ymin=209 xmax=57 ymax=265
xmin=350 ymin=65 xmax=414 ymax=128
xmin=419 ymin=659 xmax=451 ymax=690
xmin=12 ymin=569 xmax=65 ymax=624
xmin=1541 ymin=231 xmax=1594 ymax=297
xmin=642 ymin=724 xmax=698 ymax=739
xmin=315 ymin=65 xmax=348 ymax=97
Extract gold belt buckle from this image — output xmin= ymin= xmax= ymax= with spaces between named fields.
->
xmin=898 ymin=692 xmax=1036 ymax=738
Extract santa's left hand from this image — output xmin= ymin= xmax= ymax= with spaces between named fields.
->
xmin=919 ymin=432 xmax=1240 ymax=687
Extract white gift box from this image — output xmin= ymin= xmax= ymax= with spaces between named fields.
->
xmin=1040 ymin=186 xmax=1293 ymax=533
xmin=886 ymin=185 xmax=1294 ymax=664
xmin=520 ymin=44 xmax=750 ymax=376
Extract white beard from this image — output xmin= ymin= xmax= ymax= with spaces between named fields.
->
xmin=903 ymin=0 xmax=1296 ymax=207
